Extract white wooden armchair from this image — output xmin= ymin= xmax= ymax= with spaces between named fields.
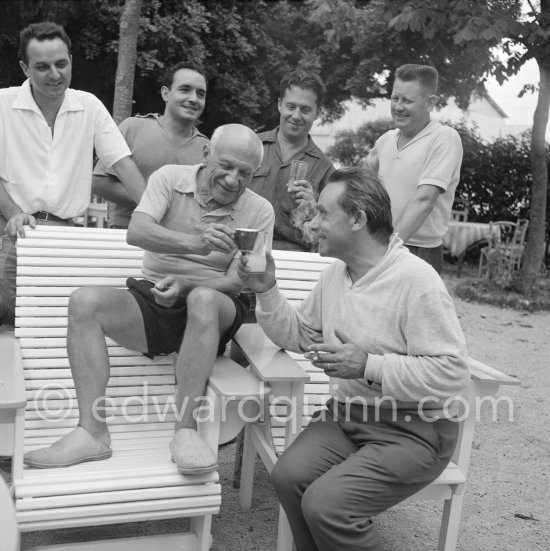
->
xmin=1 ymin=225 xmax=268 ymax=550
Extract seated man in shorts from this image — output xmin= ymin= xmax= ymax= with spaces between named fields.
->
xmin=23 ymin=123 xmax=274 ymax=474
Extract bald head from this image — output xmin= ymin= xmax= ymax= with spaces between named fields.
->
xmin=210 ymin=124 xmax=263 ymax=169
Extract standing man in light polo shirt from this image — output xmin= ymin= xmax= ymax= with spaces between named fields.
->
xmin=366 ymin=64 xmax=463 ymax=273
xmin=92 ymin=61 xmax=209 ymax=229
xmin=249 ymin=69 xmax=334 ymax=251
xmin=0 ymin=21 xmax=146 ymax=325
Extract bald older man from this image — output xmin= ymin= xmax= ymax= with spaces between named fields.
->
xmin=24 ymin=124 xmax=275 ymax=474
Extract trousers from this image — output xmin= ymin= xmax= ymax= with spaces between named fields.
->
xmin=271 ymin=399 xmax=458 ymax=551
xmin=405 ymin=244 xmax=444 ymax=274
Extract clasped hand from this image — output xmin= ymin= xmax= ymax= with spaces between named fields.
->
xmin=151 ymin=276 xmax=186 ymax=308
xmin=237 ymin=251 xmax=276 ymax=293
xmin=304 ymin=330 xmax=367 ymax=380
xmin=195 ymin=223 xmax=236 ymax=255
xmin=289 ymin=179 xmax=315 ymax=208
xmin=5 ymin=213 xmax=37 ymax=239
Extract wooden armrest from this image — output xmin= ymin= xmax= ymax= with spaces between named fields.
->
xmin=233 ymin=324 xmax=309 ymax=383
xmin=0 ymin=331 xmax=25 ymax=410
xmin=469 ymin=357 xmax=521 ymax=386
xmin=208 ymin=356 xmax=270 ymax=399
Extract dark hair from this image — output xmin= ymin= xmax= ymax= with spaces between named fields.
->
xmin=279 ymin=69 xmax=326 ymax=108
xmin=18 ymin=22 xmax=71 ymax=65
xmin=161 ymin=61 xmax=207 ymax=89
xmin=329 ymin=167 xmax=394 ymax=240
xmin=395 ymin=64 xmax=438 ymax=95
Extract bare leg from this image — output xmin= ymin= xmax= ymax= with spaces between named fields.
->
xmin=175 ymin=286 xmax=237 ymax=430
xmin=23 ymin=287 xmax=148 ymax=468
xmin=169 ymin=286 xmax=237 ymax=474
xmin=67 ymin=286 xmax=149 ymax=443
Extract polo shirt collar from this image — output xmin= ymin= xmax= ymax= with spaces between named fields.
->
xmin=268 ymin=126 xmax=323 ymax=159
xmin=12 ymin=79 xmax=84 ymax=116
xmin=397 ymin=120 xmax=440 ymax=147
xmin=174 ymin=164 xmax=238 ymax=218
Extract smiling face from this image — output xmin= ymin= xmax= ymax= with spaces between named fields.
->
xmin=309 ymin=181 xmax=355 ymax=258
xmin=20 ymin=37 xmax=72 ymax=104
xmin=390 ymin=78 xmax=435 ymax=139
xmin=278 ymin=85 xmax=320 ymax=143
xmin=203 ymin=137 xmax=261 ymax=206
xmin=162 ymin=68 xmax=206 ymax=124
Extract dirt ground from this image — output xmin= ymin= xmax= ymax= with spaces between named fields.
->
xmin=8 ymin=262 xmax=550 ymax=550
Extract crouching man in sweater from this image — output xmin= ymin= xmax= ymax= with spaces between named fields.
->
xmin=238 ymin=166 xmax=470 ymax=551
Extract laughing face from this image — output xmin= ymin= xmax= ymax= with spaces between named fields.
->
xmin=203 ymin=140 xmax=260 ymax=206
xmin=390 ymin=78 xmax=435 ymax=139
xmin=309 ymin=181 xmax=354 ymax=258
xmin=20 ymin=37 xmax=72 ymax=104
xmin=162 ymin=68 xmax=206 ymax=124
xmin=278 ymin=85 xmax=320 ymax=143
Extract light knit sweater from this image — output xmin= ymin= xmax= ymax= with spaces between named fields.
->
xmin=256 ymin=234 xmax=470 ymax=409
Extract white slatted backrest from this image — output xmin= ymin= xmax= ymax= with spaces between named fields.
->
xmin=16 ymin=226 xmax=331 ymax=452
xmin=16 ymin=226 xmax=176 ymax=448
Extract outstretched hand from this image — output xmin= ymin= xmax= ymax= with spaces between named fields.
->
xmin=237 ymin=251 xmax=276 ymax=293
xmin=304 ymin=329 xmax=367 ymax=379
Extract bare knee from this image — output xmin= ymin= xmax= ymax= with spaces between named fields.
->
xmin=68 ymin=287 xmax=107 ymax=324
xmin=186 ymin=286 xmax=222 ymax=327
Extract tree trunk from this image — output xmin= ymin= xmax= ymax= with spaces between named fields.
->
xmin=113 ymin=0 xmax=142 ymax=125
xmin=521 ymin=59 xmax=550 ymax=292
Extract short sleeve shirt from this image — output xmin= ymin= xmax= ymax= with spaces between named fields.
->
xmin=93 ymin=113 xmax=209 ymax=226
xmin=0 ymin=79 xmax=131 ymax=218
xmin=134 ymin=164 xmax=275 ymax=282
xmin=248 ymin=128 xmax=334 ymax=250
xmin=368 ymin=121 xmax=463 ymax=248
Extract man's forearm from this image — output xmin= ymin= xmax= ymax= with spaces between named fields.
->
xmin=0 ymin=181 xmax=23 ymax=220
xmin=92 ymin=174 xmax=136 ymax=206
xmin=394 ymin=198 xmax=435 ymax=243
xmin=127 ymin=213 xmax=202 ymax=255
xmin=110 ymin=156 xmax=146 ymax=204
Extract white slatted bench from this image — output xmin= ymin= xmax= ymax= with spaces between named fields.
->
xmin=4 ymin=225 xmax=269 ymax=551
xmin=232 ymin=250 xmax=521 ymax=551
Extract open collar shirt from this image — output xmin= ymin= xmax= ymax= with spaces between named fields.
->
xmin=248 ymin=127 xmax=334 ymax=250
xmin=0 ymin=79 xmax=131 ymax=218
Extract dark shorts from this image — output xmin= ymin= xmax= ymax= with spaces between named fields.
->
xmin=126 ymin=279 xmax=250 ymax=359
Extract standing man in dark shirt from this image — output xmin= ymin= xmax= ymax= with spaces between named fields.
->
xmin=92 ymin=61 xmax=209 ymax=228
xmin=249 ymin=69 xmax=334 ymax=251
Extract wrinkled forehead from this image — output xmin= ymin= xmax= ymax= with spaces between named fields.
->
xmin=213 ymin=135 xmax=261 ymax=168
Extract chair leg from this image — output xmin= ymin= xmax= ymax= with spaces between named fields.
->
xmin=277 ymin=506 xmax=294 ymax=551
xmin=437 ymin=493 xmax=464 ymax=551
xmin=239 ymin=424 xmax=257 ymax=509
xmin=192 ymin=514 xmax=213 ymax=551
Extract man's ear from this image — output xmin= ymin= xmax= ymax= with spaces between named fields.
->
xmin=351 ymin=210 xmax=367 ymax=231
xmin=19 ymin=60 xmax=30 ymax=78
xmin=426 ymin=94 xmax=437 ymax=112
xmin=202 ymin=144 xmax=210 ymax=166
xmin=161 ymin=85 xmax=170 ymax=102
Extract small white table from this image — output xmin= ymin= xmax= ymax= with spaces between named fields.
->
xmin=443 ymin=222 xmax=500 ymax=275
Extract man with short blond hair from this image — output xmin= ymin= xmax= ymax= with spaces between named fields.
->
xmin=367 ymin=63 xmax=463 ymax=273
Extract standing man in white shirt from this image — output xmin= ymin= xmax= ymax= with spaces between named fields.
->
xmin=366 ymin=64 xmax=463 ymax=273
xmin=0 ymin=21 xmax=146 ymax=325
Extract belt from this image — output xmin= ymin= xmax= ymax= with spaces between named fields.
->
xmin=32 ymin=211 xmax=68 ymax=223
